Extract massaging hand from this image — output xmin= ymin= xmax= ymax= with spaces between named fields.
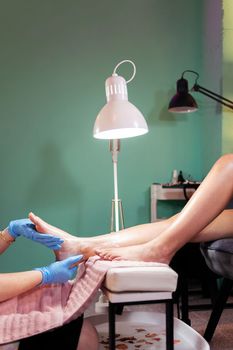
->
xmin=8 ymin=218 xmax=64 ymax=250
xmin=35 ymin=255 xmax=83 ymax=285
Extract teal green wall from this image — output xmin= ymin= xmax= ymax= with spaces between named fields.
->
xmin=0 ymin=0 xmax=221 ymax=272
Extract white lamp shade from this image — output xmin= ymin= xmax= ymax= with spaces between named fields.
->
xmin=93 ymin=100 xmax=148 ymax=139
xmin=93 ymin=74 xmax=148 ymax=139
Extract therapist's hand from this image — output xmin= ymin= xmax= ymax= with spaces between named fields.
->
xmin=8 ymin=219 xmax=64 ymax=250
xmin=35 ymin=255 xmax=83 ymax=285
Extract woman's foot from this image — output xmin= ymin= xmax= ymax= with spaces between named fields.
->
xmin=95 ymin=241 xmax=172 ymax=264
xmin=28 ymin=212 xmax=94 ymax=260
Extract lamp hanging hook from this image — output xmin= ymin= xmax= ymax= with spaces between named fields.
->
xmin=113 ymin=59 xmax=136 ymax=84
xmin=181 ymin=70 xmax=200 ymax=86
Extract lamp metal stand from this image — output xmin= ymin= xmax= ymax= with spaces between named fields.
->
xmin=110 ymin=139 xmax=125 ymax=232
xmin=95 ymin=139 xmax=125 ymax=314
xmin=94 ymin=60 xmax=148 ymax=315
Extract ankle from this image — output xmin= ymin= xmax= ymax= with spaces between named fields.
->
xmin=142 ymin=241 xmax=173 ymax=264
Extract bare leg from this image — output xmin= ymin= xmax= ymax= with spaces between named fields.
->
xmin=96 ymin=154 xmax=233 ymax=263
xmin=28 ymin=212 xmax=177 ymax=260
xmin=191 ymin=209 xmax=233 ymax=242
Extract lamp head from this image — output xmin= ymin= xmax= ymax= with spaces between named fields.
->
xmin=93 ymin=60 xmax=148 ymax=139
xmin=168 ymin=74 xmax=198 ymax=113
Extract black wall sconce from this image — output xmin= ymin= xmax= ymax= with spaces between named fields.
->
xmin=168 ymin=70 xmax=233 ymax=113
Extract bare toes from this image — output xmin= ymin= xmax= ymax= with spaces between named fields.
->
xmin=95 ymin=249 xmax=105 ymax=256
xmin=95 ymin=250 xmax=111 ymax=260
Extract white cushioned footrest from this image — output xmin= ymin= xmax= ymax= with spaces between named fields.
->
xmin=104 ymin=265 xmax=178 ymax=293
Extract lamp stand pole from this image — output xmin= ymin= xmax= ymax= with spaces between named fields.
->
xmin=110 ymin=139 xmax=125 ymax=232
xmin=95 ymin=140 xmax=125 ymax=314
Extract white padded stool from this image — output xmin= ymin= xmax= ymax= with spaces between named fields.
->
xmin=101 ymin=264 xmax=178 ymax=350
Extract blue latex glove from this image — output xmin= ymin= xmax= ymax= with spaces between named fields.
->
xmin=8 ymin=219 xmax=64 ymax=250
xmin=35 ymin=255 xmax=83 ymax=285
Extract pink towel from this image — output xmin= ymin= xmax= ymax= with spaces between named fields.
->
xmin=0 ymin=257 xmax=166 ymax=344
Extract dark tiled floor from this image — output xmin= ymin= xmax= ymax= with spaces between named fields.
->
xmin=184 ymin=283 xmax=233 ymax=350
xmin=189 ymin=303 xmax=233 ymax=350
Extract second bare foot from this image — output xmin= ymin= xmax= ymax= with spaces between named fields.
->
xmin=95 ymin=242 xmax=172 ymax=264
